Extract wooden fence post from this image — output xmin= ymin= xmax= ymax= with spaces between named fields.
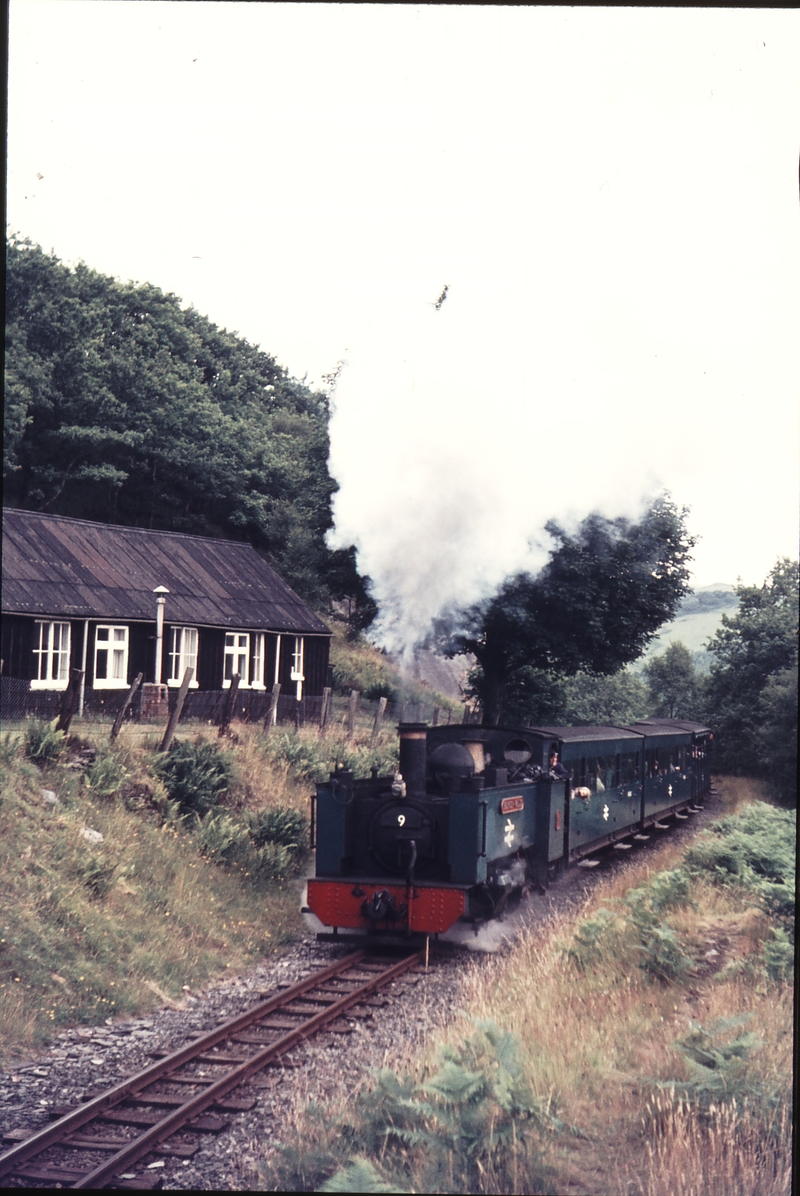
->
xmin=55 ymin=669 xmax=85 ymax=733
xmin=263 ymin=682 xmax=281 ymax=734
xmin=110 ymin=673 xmax=143 ymax=742
xmin=319 ymin=686 xmax=331 ymax=735
xmin=161 ymin=667 xmax=194 ymax=752
xmin=217 ymin=673 xmax=240 ymax=739
xmin=370 ymin=696 xmax=387 ymax=744
xmin=347 ymin=689 xmax=360 ymax=740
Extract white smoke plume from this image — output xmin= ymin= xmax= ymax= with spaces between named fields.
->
xmin=327 ymin=281 xmax=667 ymax=656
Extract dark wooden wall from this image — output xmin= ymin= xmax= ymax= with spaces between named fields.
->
xmin=1 ymin=615 xmax=34 ymax=678
xmin=1 ymin=615 xmax=330 ymax=695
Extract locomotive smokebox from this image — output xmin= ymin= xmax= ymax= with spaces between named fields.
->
xmin=398 ymin=722 xmax=428 ymax=799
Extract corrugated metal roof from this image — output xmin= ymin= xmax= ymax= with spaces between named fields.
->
xmin=1 ymin=509 xmax=331 ymax=635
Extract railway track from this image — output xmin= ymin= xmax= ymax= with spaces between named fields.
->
xmin=0 ymin=947 xmax=426 ymax=1189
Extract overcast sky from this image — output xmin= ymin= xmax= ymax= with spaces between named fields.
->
xmin=7 ymin=3 xmax=800 ymax=649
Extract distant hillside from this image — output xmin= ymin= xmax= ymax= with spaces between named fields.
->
xmin=638 ymin=586 xmax=739 ymax=664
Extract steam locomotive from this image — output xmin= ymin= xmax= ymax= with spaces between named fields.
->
xmin=306 ymin=718 xmax=712 ymax=938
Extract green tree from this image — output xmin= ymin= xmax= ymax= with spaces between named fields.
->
xmin=464 ymin=664 xmax=568 ymax=726
xmin=643 ymin=641 xmax=701 ymax=719
xmin=324 ymin=546 xmax=379 ymax=639
xmin=443 ymin=497 xmax=695 ymax=724
xmin=704 ymin=559 xmax=798 ymax=798
xmin=755 ymin=668 xmax=798 ymax=803
xmin=563 ymin=668 xmax=650 ymax=725
xmin=3 ymin=234 xmax=371 ymax=615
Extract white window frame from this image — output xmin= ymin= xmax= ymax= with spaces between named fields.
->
xmin=167 ymin=627 xmax=199 ymax=687
xmin=251 ymin=632 xmax=266 ymax=689
xmin=93 ymin=625 xmax=129 ymax=689
xmin=290 ymin=635 xmax=305 ymax=699
xmin=31 ymin=621 xmax=71 ymax=690
xmin=223 ymin=632 xmax=250 ymax=688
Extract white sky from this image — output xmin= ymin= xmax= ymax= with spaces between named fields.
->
xmin=7 ymin=2 xmax=800 ymax=649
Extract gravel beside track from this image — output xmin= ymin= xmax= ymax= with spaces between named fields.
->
xmin=0 ymin=788 xmax=724 ymax=1190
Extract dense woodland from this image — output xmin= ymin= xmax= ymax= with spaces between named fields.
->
xmin=4 ymin=235 xmax=373 ymax=621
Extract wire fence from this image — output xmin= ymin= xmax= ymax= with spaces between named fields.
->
xmin=0 ymin=675 xmax=477 ymax=734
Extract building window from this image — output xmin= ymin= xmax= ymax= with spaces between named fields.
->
xmin=167 ymin=627 xmax=199 ymax=687
xmin=224 ymin=632 xmax=249 ymax=687
xmin=251 ymin=633 xmax=266 ymax=689
xmin=290 ymin=636 xmax=304 ymax=699
xmin=31 ymin=621 xmax=71 ymax=690
xmin=94 ymin=625 xmax=129 ymax=689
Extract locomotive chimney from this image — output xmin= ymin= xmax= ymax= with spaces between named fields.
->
xmin=398 ymin=722 xmax=428 ymax=799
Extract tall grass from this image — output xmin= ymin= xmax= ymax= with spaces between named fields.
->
xmin=639 ymin=1090 xmax=793 ymax=1196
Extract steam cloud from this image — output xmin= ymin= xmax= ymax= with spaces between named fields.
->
xmin=326 ymin=278 xmax=683 ymax=656
xmin=326 ymin=283 xmax=678 ymax=654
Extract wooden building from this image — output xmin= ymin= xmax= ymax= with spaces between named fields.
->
xmin=1 ymin=509 xmax=331 ymax=708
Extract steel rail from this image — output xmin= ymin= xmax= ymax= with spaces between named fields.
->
xmin=0 ymin=950 xmax=366 ymax=1181
xmin=0 ymin=948 xmax=424 ymax=1189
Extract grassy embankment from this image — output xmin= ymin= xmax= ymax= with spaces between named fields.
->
xmin=262 ymin=777 xmax=795 ymax=1196
xmin=0 ymin=724 xmax=386 ymax=1066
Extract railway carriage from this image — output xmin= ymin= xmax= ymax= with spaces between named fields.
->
xmin=306 ymin=717 xmax=712 ymax=939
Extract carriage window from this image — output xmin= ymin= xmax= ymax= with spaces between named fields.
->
xmin=659 ymin=747 xmax=679 ymax=773
xmin=567 ymin=757 xmax=584 ymax=787
xmin=646 ymin=748 xmax=658 ymax=777
xmin=595 ymin=754 xmax=615 ymax=791
xmin=620 ymin=751 xmax=640 ymax=785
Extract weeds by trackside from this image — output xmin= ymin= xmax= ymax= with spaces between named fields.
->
xmin=0 ymin=713 xmax=403 ymax=1066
